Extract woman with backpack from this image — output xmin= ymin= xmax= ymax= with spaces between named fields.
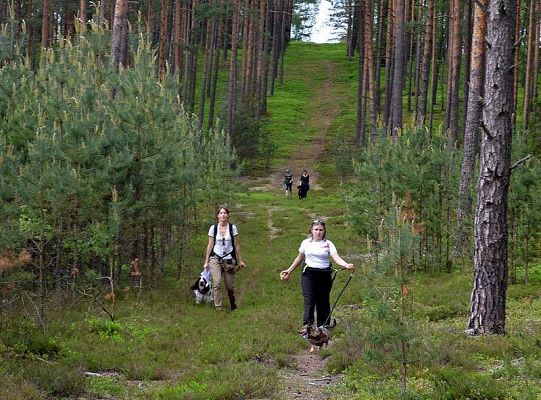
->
xmin=280 ymin=219 xmax=354 ymax=335
xmin=203 ymin=207 xmax=246 ymax=311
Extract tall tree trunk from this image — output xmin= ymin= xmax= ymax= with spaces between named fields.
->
xmin=346 ymin=0 xmax=355 ymax=58
xmin=227 ymin=0 xmax=240 ymax=134
xmin=26 ymin=0 xmax=35 ymax=67
xmin=389 ymin=0 xmax=405 ymax=138
xmin=523 ymin=0 xmax=535 ymax=129
xmin=374 ymin=0 xmax=385 ymax=112
xmin=512 ymin=0 xmax=521 ymax=123
xmin=531 ymin=0 xmax=540 ymax=113
xmin=411 ymin=0 xmax=422 ymax=115
xmin=41 ymin=0 xmax=51 ymax=48
xmin=428 ymin=27 xmax=439 ymax=134
xmin=356 ymin=4 xmax=366 ymax=144
xmin=416 ymin=0 xmax=434 ymax=126
xmin=364 ymin=0 xmax=379 ymax=142
xmin=172 ymin=0 xmax=183 ymax=74
xmin=158 ymin=0 xmax=170 ymax=77
xmin=456 ymin=0 xmax=487 ymax=256
xmin=445 ymin=0 xmax=461 ymax=144
xmin=461 ymin=0 xmax=473 ymax=133
xmin=147 ymin=0 xmax=155 ymax=40
xmin=198 ymin=20 xmax=212 ymax=129
xmin=80 ymin=0 xmax=87 ymax=31
xmin=468 ymin=0 xmax=516 ymax=336
xmin=208 ymin=14 xmax=223 ymax=127
xmin=256 ymin=0 xmax=267 ymax=116
xmin=270 ymin=0 xmax=280 ymax=94
xmin=383 ymin=0 xmax=394 ymax=125
xmin=111 ymin=0 xmax=129 ymax=68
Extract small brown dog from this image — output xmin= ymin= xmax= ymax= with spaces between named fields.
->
xmin=305 ymin=325 xmax=330 ymax=353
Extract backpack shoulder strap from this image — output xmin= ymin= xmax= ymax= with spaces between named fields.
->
xmin=229 ymin=223 xmax=237 ymax=260
xmin=212 ymin=224 xmax=218 ymax=247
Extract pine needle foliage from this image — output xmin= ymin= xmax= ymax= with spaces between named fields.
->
xmin=0 ymin=23 xmax=237 ymax=305
xmin=348 ymin=127 xmax=459 ymax=272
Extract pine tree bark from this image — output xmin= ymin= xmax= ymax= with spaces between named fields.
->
xmin=374 ymin=0 xmax=385 ymax=112
xmin=383 ymin=0 xmax=394 ymax=125
xmin=172 ymin=0 xmax=183 ymax=74
xmin=388 ymin=0 xmax=405 ymax=138
xmin=356 ymin=5 xmax=366 ymax=144
xmin=416 ymin=0 xmax=434 ymax=126
xmin=531 ymin=0 xmax=540 ymax=113
xmin=468 ymin=0 xmax=516 ymax=336
xmin=111 ymin=0 xmax=129 ymax=68
xmin=41 ymin=0 xmax=51 ymax=48
xmin=445 ymin=0 xmax=461 ymax=144
xmin=80 ymin=0 xmax=87 ymax=31
xmin=256 ymin=0 xmax=267 ymax=116
xmin=158 ymin=0 xmax=170 ymax=77
xmin=227 ymin=0 xmax=240 ymax=134
xmin=512 ymin=0 xmax=521 ymax=122
xmin=364 ymin=0 xmax=379 ymax=142
xmin=523 ymin=0 xmax=535 ymax=128
xmin=462 ymin=0 xmax=473 ymax=131
xmin=456 ymin=0 xmax=487 ymax=256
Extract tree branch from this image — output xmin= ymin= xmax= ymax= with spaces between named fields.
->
xmin=510 ymin=154 xmax=533 ymax=171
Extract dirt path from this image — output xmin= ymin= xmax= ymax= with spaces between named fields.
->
xmin=244 ymin=60 xmax=341 ymax=195
xmin=275 ymin=350 xmax=343 ymax=400
xmin=268 ymin=60 xmax=345 ymax=400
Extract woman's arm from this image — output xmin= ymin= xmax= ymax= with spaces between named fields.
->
xmin=203 ymin=236 xmax=214 ymax=269
xmin=330 ymin=252 xmax=354 ymax=270
xmin=280 ymin=252 xmax=305 ymax=281
xmin=233 ymin=235 xmax=246 ymax=269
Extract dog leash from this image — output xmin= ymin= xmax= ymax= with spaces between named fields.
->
xmin=321 ymin=267 xmax=354 ymax=329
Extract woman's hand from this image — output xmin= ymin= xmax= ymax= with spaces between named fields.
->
xmin=238 ymin=261 xmax=246 ymax=269
xmin=344 ymin=263 xmax=354 ymax=271
xmin=203 ymin=263 xmax=209 ymax=270
xmin=280 ymin=270 xmax=291 ymax=281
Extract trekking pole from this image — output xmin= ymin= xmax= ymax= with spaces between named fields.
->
xmin=321 ymin=267 xmax=354 ymax=328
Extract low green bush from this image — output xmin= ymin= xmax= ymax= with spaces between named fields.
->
xmin=433 ymin=367 xmax=507 ymax=400
xmin=0 ymin=372 xmax=44 ymax=400
xmin=10 ymin=360 xmax=86 ymax=397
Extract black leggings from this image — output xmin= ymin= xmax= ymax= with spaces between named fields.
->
xmin=301 ymin=267 xmax=332 ymax=327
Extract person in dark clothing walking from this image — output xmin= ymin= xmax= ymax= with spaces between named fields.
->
xmin=280 ymin=220 xmax=354 ymax=334
xmin=298 ymin=170 xmax=310 ymax=199
xmin=283 ymin=169 xmax=294 ymax=197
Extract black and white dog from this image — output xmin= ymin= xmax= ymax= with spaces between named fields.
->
xmin=190 ymin=270 xmax=213 ymax=304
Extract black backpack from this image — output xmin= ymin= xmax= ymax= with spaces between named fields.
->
xmin=210 ymin=223 xmax=237 ymax=261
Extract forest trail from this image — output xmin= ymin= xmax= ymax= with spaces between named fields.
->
xmin=250 ymin=58 xmax=346 ymax=400
xmin=245 ymin=59 xmax=342 ymax=196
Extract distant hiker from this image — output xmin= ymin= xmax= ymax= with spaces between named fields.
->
xmin=283 ymin=169 xmax=294 ymax=197
xmin=202 ymin=207 xmax=246 ymax=311
xmin=280 ymin=219 xmax=354 ymax=336
xmin=298 ymin=169 xmax=310 ymax=199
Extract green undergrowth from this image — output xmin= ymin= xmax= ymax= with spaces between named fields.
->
xmin=1 ymin=42 xmax=541 ymax=400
